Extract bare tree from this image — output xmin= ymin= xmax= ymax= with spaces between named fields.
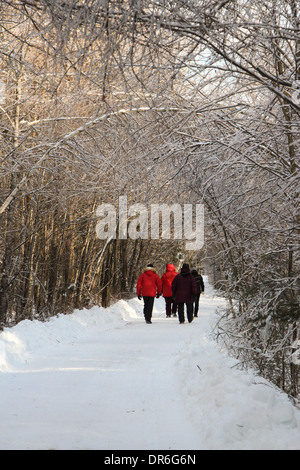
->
xmin=0 ymin=0 xmax=299 ymax=399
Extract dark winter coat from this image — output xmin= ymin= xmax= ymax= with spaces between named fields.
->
xmin=191 ymin=270 xmax=205 ymax=295
xmin=136 ymin=267 xmax=162 ymax=298
xmin=172 ymin=267 xmax=197 ymax=304
xmin=161 ymin=263 xmax=178 ymax=298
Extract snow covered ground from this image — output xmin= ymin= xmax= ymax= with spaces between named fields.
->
xmin=0 ymin=277 xmax=300 ymax=450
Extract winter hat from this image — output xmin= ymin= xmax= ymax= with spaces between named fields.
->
xmin=182 ymin=263 xmax=189 ymax=269
xmin=147 ymin=263 xmax=154 ymax=267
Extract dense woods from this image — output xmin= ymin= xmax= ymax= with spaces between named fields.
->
xmin=0 ymin=0 xmax=299 ymax=400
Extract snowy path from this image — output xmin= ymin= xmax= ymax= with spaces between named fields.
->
xmin=1 ymin=279 xmax=300 ymax=450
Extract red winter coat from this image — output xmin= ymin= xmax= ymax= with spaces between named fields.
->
xmin=161 ymin=264 xmax=178 ymax=298
xmin=136 ymin=267 xmax=162 ymax=297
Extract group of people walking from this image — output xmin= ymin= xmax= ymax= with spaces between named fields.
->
xmin=136 ymin=263 xmax=205 ymax=324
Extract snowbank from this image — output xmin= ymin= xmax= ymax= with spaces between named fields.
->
xmin=0 ymin=277 xmax=300 ymax=450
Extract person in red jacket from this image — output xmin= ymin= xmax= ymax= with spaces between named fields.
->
xmin=136 ymin=264 xmax=162 ymax=324
xmin=161 ymin=263 xmax=178 ymax=318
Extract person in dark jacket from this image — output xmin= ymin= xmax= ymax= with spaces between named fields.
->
xmin=161 ymin=263 xmax=178 ymax=317
xmin=172 ymin=263 xmax=197 ymax=324
xmin=191 ymin=269 xmax=205 ymax=317
xmin=136 ymin=264 xmax=162 ymax=324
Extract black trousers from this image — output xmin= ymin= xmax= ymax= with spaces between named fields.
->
xmin=177 ymin=303 xmax=193 ymax=323
xmin=143 ymin=296 xmax=155 ymax=322
xmin=164 ymin=297 xmax=177 ymax=316
xmin=193 ymin=294 xmax=201 ymax=316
